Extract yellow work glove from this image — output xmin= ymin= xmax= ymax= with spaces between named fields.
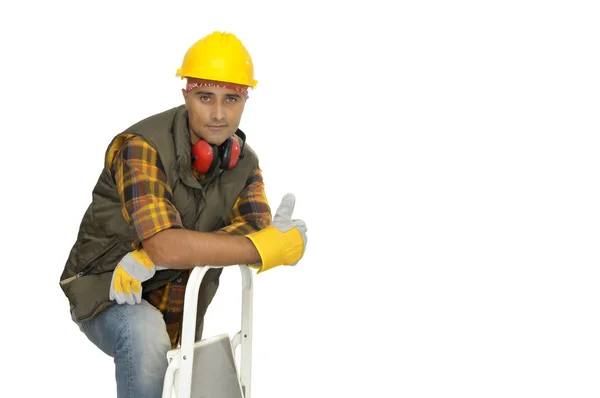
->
xmin=109 ymin=249 xmax=156 ymax=305
xmin=246 ymin=193 xmax=308 ymax=274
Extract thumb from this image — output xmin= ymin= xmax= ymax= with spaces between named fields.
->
xmin=274 ymin=193 xmax=296 ymax=220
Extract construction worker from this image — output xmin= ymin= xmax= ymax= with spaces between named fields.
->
xmin=59 ymin=31 xmax=307 ymax=397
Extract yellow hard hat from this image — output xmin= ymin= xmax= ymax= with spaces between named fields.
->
xmin=176 ymin=31 xmax=257 ymax=87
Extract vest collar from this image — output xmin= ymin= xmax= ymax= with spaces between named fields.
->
xmin=172 ymin=108 xmax=222 ymax=189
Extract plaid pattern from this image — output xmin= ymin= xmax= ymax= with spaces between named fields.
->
xmin=110 ymin=134 xmax=271 ymax=348
xmin=219 ymin=171 xmax=272 ymax=234
xmin=111 ymin=135 xmax=184 ymax=248
xmin=144 ymin=277 xmax=188 ymax=348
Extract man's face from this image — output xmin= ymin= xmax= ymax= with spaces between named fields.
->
xmin=182 ymin=78 xmax=247 ymax=145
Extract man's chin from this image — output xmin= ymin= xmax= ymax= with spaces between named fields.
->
xmin=191 ymin=132 xmax=223 ymax=146
xmin=199 ymin=129 xmax=236 ymax=146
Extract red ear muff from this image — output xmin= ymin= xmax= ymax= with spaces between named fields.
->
xmin=219 ymin=137 xmax=241 ymax=170
xmin=191 ymin=139 xmax=218 ymax=174
xmin=191 ymin=131 xmax=246 ymax=174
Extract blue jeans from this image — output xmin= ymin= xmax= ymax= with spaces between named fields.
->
xmin=71 ymin=300 xmax=171 ymax=398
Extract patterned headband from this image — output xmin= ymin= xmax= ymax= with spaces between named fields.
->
xmin=185 ymin=82 xmax=249 ymax=99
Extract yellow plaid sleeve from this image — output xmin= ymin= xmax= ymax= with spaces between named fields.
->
xmin=109 ymin=135 xmax=183 ymax=248
xmin=219 ymin=168 xmax=272 ymax=235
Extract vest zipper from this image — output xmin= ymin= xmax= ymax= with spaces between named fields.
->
xmin=59 ymin=272 xmax=84 ymax=285
xmin=59 ymin=238 xmax=120 ymax=285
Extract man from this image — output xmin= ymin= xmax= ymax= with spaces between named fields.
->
xmin=59 ymin=31 xmax=307 ymax=398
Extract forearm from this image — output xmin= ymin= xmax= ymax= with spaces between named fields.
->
xmin=143 ymin=228 xmax=260 ymax=269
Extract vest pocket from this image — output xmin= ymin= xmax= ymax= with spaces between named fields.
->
xmin=60 ymin=237 xmax=120 ymax=285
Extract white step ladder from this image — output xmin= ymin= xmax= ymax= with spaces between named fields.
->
xmin=161 ymin=265 xmax=253 ymax=398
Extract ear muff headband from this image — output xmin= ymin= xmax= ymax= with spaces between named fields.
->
xmin=191 ymin=130 xmax=246 ymax=174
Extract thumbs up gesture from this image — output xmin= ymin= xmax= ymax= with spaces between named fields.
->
xmin=246 ymin=193 xmax=307 ymax=273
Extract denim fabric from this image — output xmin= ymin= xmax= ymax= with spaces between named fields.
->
xmin=71 ymin=300 xmax=171 ymax=398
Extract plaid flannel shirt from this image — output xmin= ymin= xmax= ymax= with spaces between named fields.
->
xmin=110 ymin=135 xmax=271 ymax=347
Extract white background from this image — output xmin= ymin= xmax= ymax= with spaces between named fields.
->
xmin=1 ymin=0 xmax=599 ymax=397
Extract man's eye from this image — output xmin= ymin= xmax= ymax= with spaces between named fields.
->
xmin=198 ymin=95 xmax=211 ymax=102
xmin=225 ymin=97 xmax=238 ymax=103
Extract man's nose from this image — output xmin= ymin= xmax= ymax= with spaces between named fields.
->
xmin=211 ymin=103 xmax=226 ymax=121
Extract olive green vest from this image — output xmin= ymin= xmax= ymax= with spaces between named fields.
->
xmin=60 ymin=105 xmax=259 ymax=324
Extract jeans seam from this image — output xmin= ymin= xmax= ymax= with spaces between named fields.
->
xmin=112 ymin=305 xmax=135 ymax=398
